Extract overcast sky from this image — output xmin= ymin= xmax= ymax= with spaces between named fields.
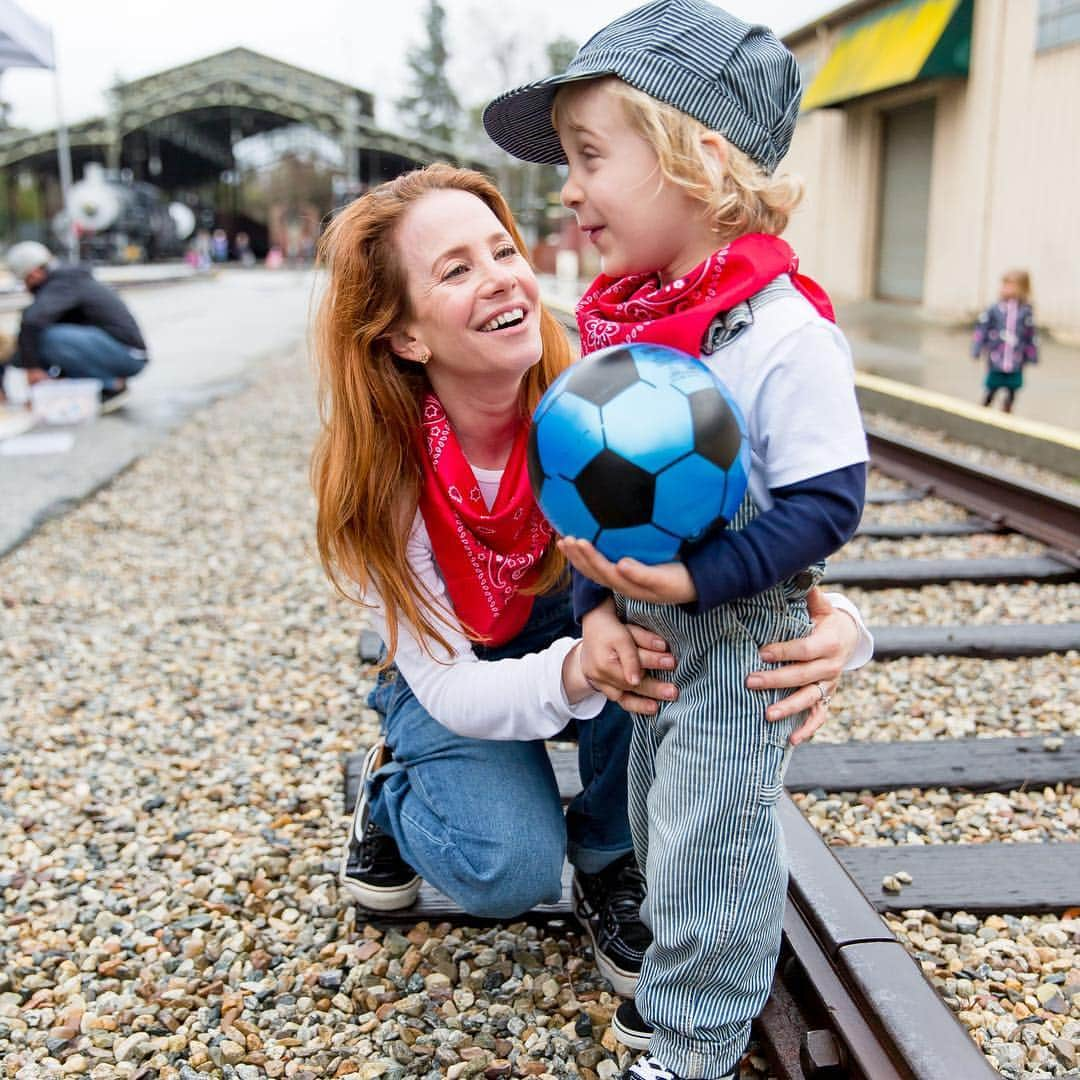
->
xmin=1 ymin=0 xmax=835 ymax=134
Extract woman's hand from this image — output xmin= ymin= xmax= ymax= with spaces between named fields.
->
xmin=746 ymin=587 xmax=859 ymax=745
xmin=578 ymin=600 xmax=677 ymax=715
xmin=558 ymin=538 xmax=697 ymax=605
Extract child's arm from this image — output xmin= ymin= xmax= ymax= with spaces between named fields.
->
xmin=971 ymin=306 xmax=991 ymax=359
xmin=572 ymin=567 xmax=611 ymax=622
xmin=560 ymin=463 xmax=863 ymax=610
xmin=680 ymin=461 xmax=865 ymax=613
xmin=1022 ymin=305 xmax=1038 ymax=365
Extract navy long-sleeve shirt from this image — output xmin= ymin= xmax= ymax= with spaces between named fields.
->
xmin=572 ymin=461 xmax=866 ymax=621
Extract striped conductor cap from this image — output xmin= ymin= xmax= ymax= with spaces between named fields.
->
xmin=482 ymin=0 xmax=802 ymax=174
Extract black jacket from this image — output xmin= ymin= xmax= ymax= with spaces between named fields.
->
xmin=12 ymin=265 xmax=147 ymax=369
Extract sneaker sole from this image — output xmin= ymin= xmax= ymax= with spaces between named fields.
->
xmin=339 ymin=740 xmax=422 ymax=912
xmin=571 ymin=876 xmax=642 ymax=997
xmin=100 ymin=391 xmax=130 ymax=414
xmin=610 ymin=1012 xmax=652 ymax=1051
xmin=338 ymin=862 xmax=422 ymax=911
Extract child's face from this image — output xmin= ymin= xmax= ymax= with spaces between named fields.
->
xmin=1000 ymin=276 xmax=1023 ymax=302
xmin=556 ymin=81 xmax=715 ymax=282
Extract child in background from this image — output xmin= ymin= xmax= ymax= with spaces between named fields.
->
xmin=973 ymin=269 xmax=1037 ymax=414
xmin=485 ymin=3 xmax=869 ymax=1077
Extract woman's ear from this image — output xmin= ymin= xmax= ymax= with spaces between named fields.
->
xmin=388 ymin=330 xmax=431 ymax=366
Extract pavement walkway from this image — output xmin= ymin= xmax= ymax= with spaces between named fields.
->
xmin=837 ymin=299 xmax=1078 ymax=433
xmin=0 ymin=267 xmax=315 ymax=556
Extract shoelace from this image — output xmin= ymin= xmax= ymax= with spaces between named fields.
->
xmin=604 ymin=858 xmax=645 ymax=920
xmin=358 ymin=819 xmax=399 ymax=868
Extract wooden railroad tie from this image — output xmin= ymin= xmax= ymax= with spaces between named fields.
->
xmin=824 ymin=554 xmax=1077 ymax=588
xmin=343 ymin=737 xmax=1080 ymax=920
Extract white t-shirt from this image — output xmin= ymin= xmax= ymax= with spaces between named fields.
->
xmin=700 ymin=286 xmax=869 ymax=511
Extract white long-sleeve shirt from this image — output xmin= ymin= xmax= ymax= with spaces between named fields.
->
xmin=364 ymin=466 xmax=874 ymax=743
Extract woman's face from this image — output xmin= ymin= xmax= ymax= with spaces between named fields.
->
xmin=392 ymin=189 xmax=542 ymax=390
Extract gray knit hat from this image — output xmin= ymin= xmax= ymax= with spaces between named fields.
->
xmin=482 ymin=0 xmax=801 ymax=173
xmin=5 ymin=240 xmax=53 ymax=281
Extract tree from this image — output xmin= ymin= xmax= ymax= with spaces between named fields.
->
xmin=396 ymin=0 xmax=462 ymax=148
xmin=546 ymin=35 xmax=578 ymax=77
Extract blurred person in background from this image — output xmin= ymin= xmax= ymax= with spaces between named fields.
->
xmin=0 ymin=242 xmax=149 ymax=412
xmin=972 ymin=269 xmax=1037 ymax=414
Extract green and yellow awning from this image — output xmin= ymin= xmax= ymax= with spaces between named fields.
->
xmin=802 ymin=0 xmax=973 ymax=111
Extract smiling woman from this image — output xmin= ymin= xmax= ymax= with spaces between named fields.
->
xmin=310 ymin=165 xmax=870 ymax=966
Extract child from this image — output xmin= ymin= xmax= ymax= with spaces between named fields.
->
xmin=973 ymin=269 xmax=1037 ymax=414
xmin=484 ymin=3 xmax=869 ymax=1078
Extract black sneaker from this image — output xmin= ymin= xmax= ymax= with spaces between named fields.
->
xmin=613 ymin=998 xmax=653 ymax=1050
xmin=339 ymin=739 xmax=421 ymax=910
xmin=620 ymin=1056 xmax=734 ymax=1080
xmin=99 ymin=385 xmax=130 ymax=413
xmin=572 ymin=851 xmax=651 ymax=995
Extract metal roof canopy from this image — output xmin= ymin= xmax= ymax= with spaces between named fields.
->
xmin=802 ymin=0 xmax=974 ymax=111
xmin=0 ymin=47 xmax=466 ymax=183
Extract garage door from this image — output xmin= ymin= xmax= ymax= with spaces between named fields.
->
xmin=875 ymin=100 xmax=935 ymax=302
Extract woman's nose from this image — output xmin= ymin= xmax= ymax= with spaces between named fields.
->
xmin=480 ymin=257 xmax=516 ymax=293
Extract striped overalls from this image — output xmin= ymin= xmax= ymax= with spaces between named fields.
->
xmin=617 ymin=493 xmax=817 ymax=1078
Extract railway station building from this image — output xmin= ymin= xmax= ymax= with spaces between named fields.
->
xmin=782 ymin=0 xmax=1080 ymax=339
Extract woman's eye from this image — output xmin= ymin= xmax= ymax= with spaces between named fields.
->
xmin=495 ymin=245 xmax=517 ymax=259
xmin=442 ymin=264 xmax=467 ymax=280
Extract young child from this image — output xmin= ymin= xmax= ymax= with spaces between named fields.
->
xmin=973 ymin=269 xmax=1038 ymax=414
xmin=485 ymin=3 xmax=869 ymax=1078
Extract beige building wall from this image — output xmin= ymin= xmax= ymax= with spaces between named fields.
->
xmin=782 ymin=0 xmax=1080 ymax=337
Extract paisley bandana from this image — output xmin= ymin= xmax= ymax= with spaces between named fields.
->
xmin=576 ymin=234 xmax=834 ymax=356
xmin=417 ymin=392 xmax=553 ymax=645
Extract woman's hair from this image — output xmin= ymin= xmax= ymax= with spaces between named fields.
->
xmin=1002 ymin=269 xmax=1032 ymax=303
xmin=312 ymin=163 xmax=570 ymax=662
xmin=553 ymin=76 xmax=803 ymax=241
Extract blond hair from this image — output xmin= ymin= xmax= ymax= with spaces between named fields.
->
xmin=554 ymin=76 xmax=802 ymax=241
xmin=312 ymin=164 xmax=570 ymax=664
xmin=1002 ymin=269 xmax=1032 ymax=303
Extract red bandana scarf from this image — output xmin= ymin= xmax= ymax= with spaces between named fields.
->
xmin=576 ymin=234 xmax=834 ymax=356
xmin=417 ymin=393 xmax=553 ymax=646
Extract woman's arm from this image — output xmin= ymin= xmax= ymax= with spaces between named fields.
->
xmin=367 ymin=515 xmax=674 ymax=741
xmin=746 ymin=587 xmax=872 ymax=744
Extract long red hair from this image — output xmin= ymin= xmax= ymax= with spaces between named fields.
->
xmin=312 ymin=164 xmax=571 ymax=662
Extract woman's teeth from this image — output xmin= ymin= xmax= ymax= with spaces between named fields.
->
xmin=479 ymin=309 xmax=525 ymax=332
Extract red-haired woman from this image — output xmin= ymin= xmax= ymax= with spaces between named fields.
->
xmin=312 ymin=165 xmax=871 ymax=991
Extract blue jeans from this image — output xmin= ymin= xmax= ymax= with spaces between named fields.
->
xmin=39 ymin=324 xmax=148 ymax=391
xmin=366 ymin=588 xmax=634 ymax=919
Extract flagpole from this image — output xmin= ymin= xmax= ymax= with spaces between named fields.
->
xmin=50 ymin=34 xmax=76 ymax=261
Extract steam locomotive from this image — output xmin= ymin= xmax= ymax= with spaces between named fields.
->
xmin=54 ymin=164 xmax=197 ymax=263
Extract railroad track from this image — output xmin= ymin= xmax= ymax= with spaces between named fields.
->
xmin=754 ymin=425 xmax=1078 ymax=1078
xmin=346 ymin=325 xmax=1080 ymax=1077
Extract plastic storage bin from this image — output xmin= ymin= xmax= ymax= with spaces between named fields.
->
xmin=30 ymin=378 xmax=102 ymax=425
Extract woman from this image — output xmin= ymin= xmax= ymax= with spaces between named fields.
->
xmin=312 ymin=165 xmax=871 ymax=995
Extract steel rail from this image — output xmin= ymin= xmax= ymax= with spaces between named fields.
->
xmin=866 ymin=426 xmax=1080 ymax=566
xmin=756 ymin=797 xmax=999 ymax=1080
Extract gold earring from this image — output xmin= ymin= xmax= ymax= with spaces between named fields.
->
xmin=417 ymin=349 xmax=431 ymax=365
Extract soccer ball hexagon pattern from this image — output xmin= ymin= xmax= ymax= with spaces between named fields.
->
xmin=527 ymin=343 xmax=750 ymax=564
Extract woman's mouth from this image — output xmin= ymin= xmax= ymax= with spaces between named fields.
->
xmin=478 ymin=308 xmax=527 ymax=333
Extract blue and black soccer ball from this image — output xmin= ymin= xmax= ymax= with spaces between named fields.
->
xmin=527 ymin=342 xmax=750 ymax=565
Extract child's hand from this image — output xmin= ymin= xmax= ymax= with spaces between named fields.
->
xmin=560 ymin=538 xmax=697 ymax=605
xmin=581 ymin=600 xmax=677 ymax=715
